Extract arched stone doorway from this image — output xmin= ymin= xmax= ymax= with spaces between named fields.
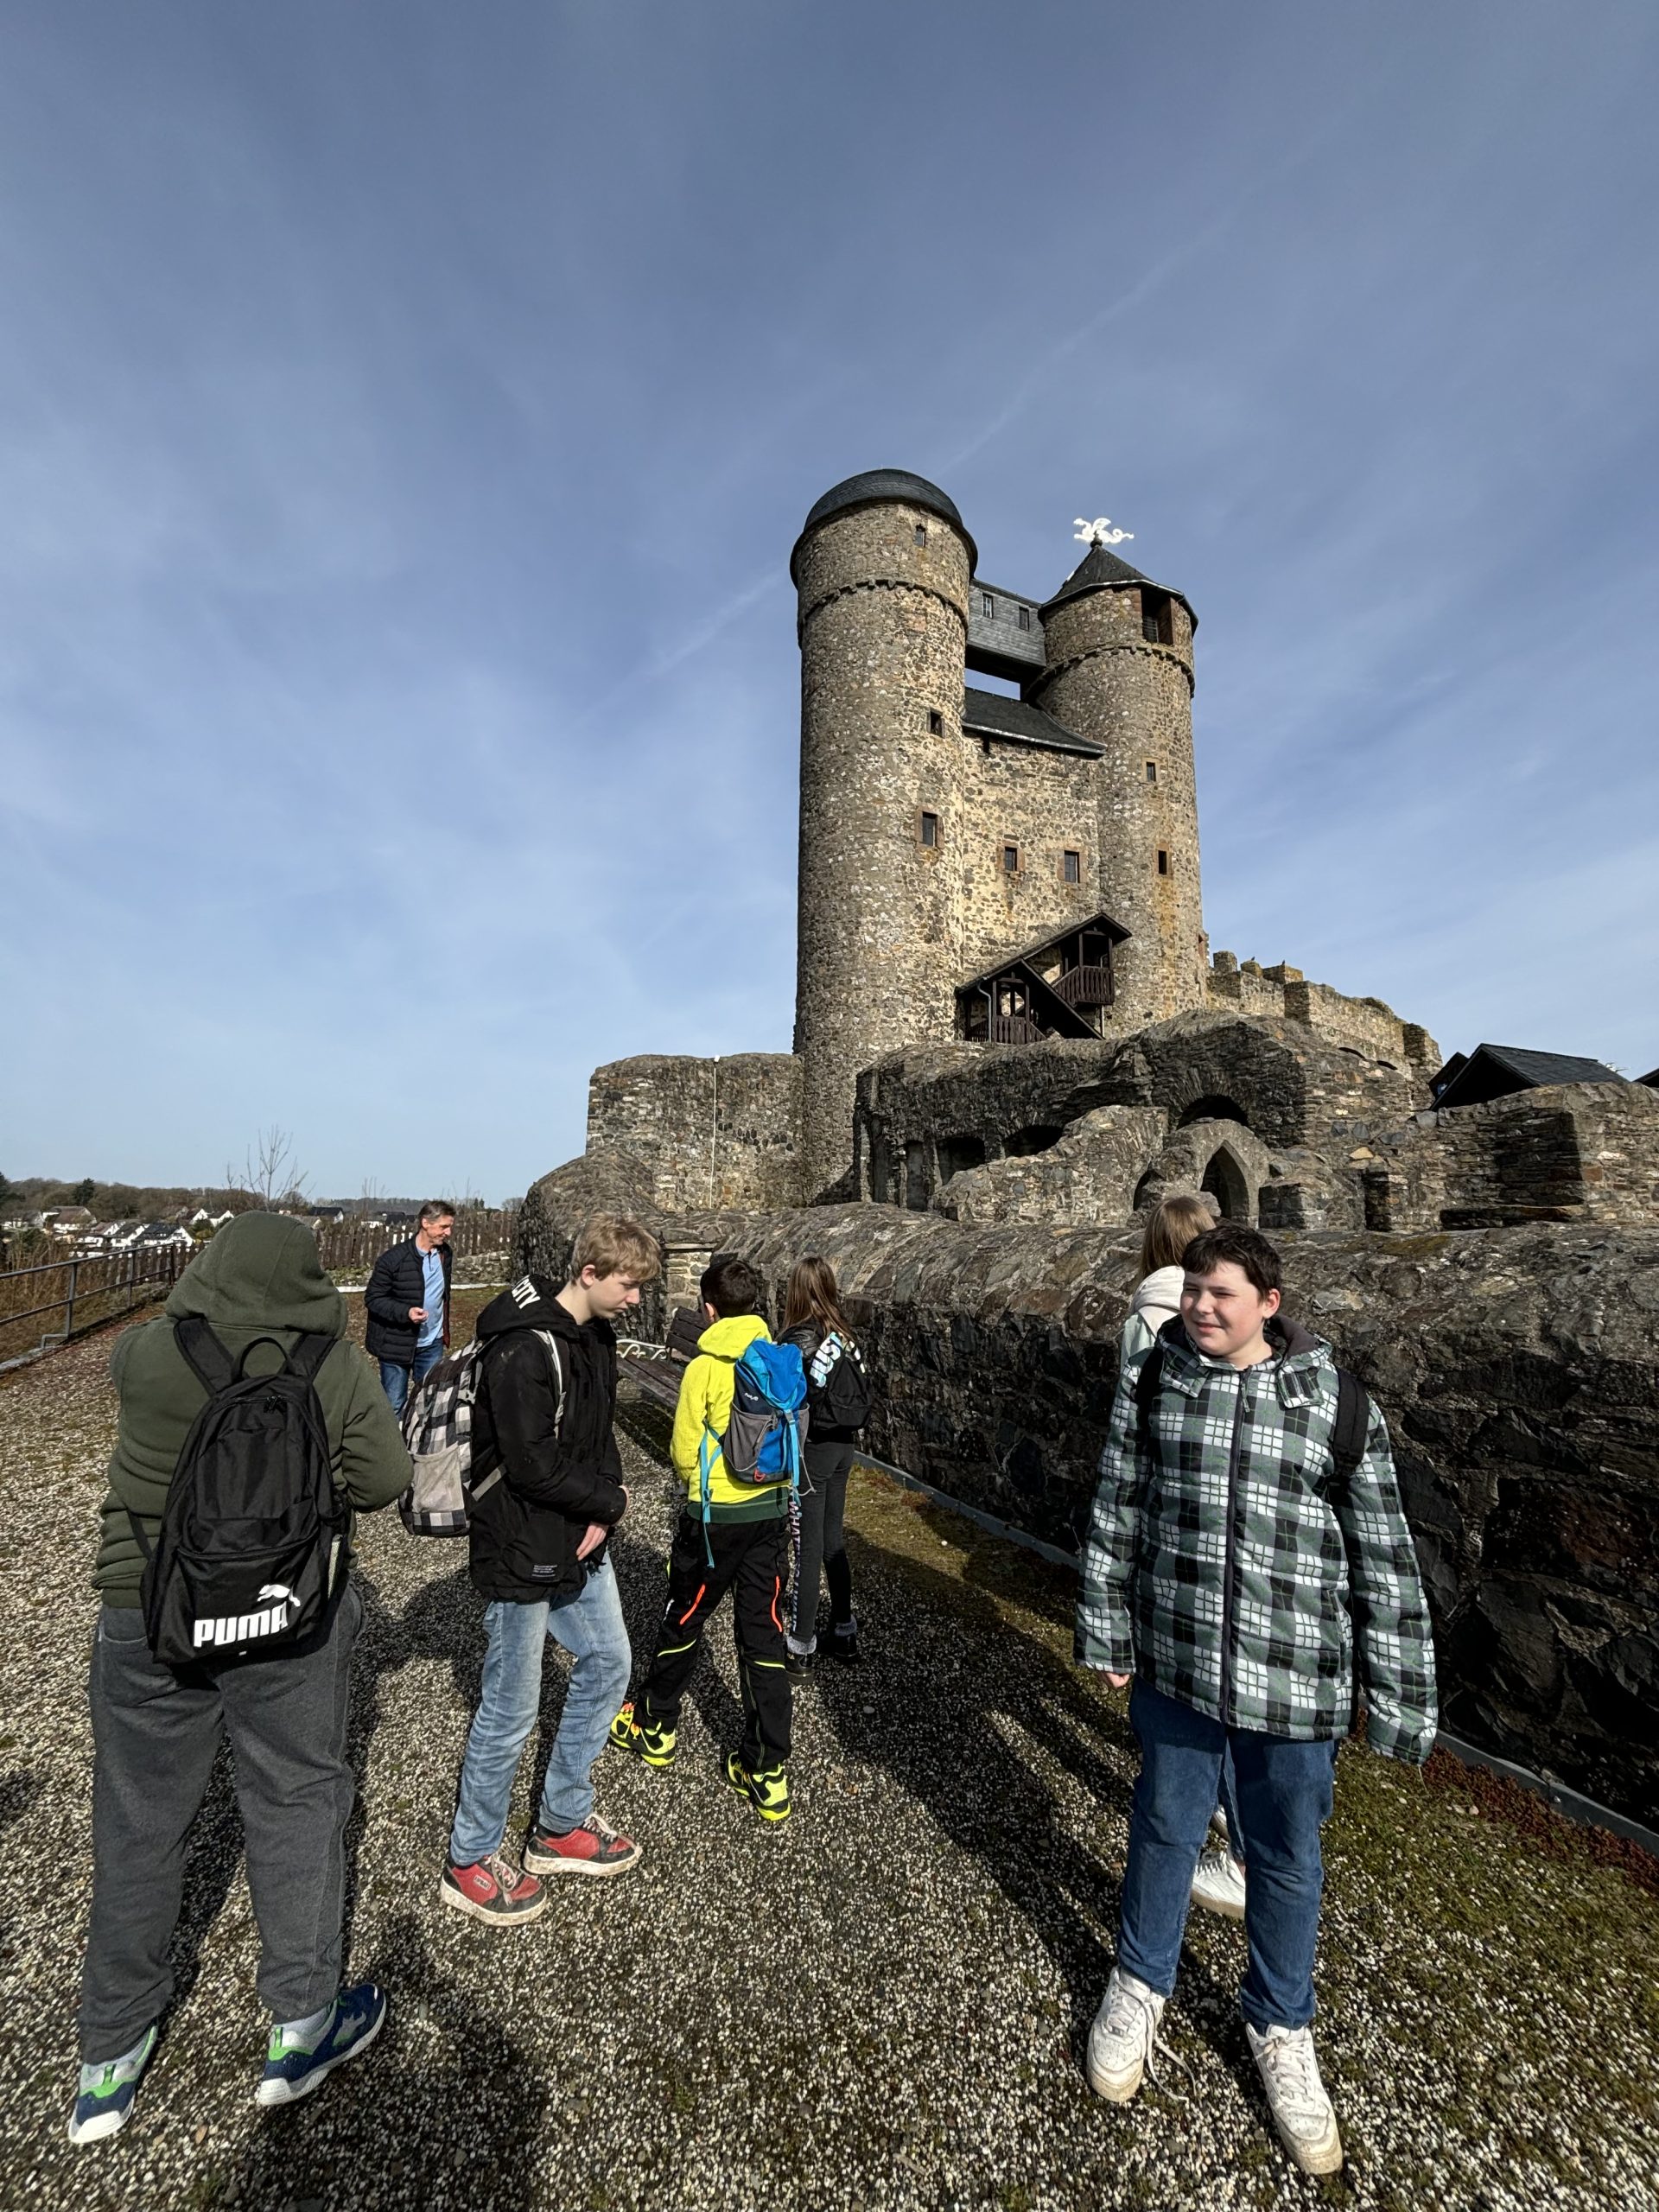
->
xmin=1179 ymin=1094 xmax=1251 ymax=1130
xmin=1200 ymin=1144 xmax=1252 ymax=1221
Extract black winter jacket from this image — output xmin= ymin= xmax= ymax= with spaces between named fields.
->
xmin=467 ymin=1275 xmax=628 ymax=1603
xmin=365 ymin=1236 xmax=453 ymax=1367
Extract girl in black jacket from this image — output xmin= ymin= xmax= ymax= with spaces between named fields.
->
xmin=781 ymin=1256 xmax=869 ymax=1674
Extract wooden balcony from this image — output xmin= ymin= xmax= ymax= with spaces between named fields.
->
xmin=1052 ymin=963 xmax=1114 ymax=1010
xmin=988 ymin=1015 xmax=1040 ymax=1045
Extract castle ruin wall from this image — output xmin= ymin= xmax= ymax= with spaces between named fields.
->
xmin=586 ymin=1052 xmax=804 ymax=1212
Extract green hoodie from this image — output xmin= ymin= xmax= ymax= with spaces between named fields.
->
xmin=95 ymin=1212 xmax=412 ymax=1607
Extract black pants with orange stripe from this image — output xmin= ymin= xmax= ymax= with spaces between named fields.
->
xmin=639 ymin=1510 xmax=791 ymax=1765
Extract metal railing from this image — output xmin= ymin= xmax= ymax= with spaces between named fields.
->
xmin=0 ymin=1244 xmax=197 ymax=1368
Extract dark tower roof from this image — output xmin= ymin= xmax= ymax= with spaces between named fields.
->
xmin=1041 ymin=542 xmax=1196 ymax=630
xmin=791 ymin=470 xmax=976 ymax=582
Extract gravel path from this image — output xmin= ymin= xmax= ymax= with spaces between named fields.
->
xmin=2 ymin=1311 xmax=1656 ymax=2212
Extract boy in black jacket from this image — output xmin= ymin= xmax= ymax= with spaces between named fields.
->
xmin=440 ymin=1215 xmax=660 ymax=1928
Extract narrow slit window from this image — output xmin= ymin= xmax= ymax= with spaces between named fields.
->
xmin=913 ymin=522 xmax=928 ymax=544
xmin=1063 ymin=849 xmax=1082 ymax=884
xmin=927 ymin=709 xmax=943 ymax=735
xmin=1157 ymin=849 xmax=1170 ymax=876
xmin=1145 ymin=760 xmax=1157 ymax=783
xmin=1002 ymin=842 xmax=1020 ymax=874
xmin=1141 ymin=589 xmax=1174 ymax=646
xmin=919 ymin=810 xmax=939 ymax=849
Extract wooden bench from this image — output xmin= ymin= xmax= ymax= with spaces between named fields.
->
xmin=619 ymin=1305 xmax=706 ymax=1413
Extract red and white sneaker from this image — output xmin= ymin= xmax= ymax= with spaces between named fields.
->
xmin=523 ymin=1813 xmax=643 ymax=1878
xmin=439 ymin=1852 xmax=547 ymax=1926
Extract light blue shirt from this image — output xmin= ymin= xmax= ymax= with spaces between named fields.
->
xmin=417 ymin=1245 xmax=445 ymax=1345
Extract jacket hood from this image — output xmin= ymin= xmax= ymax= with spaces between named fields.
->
xmin=1131 ymin=1265 xmax=1186 ymax=1322
xmin=165 ymin=1212 xmax=344 ymax=1337
xmin=477 ymin=1274 xmax=614 ymax=1344
xmin=696 ymin=1313 xmax=772 ymax=1358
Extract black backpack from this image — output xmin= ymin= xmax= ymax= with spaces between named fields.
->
xmin=1134 ymin=1338 xmax=1371 ymax=1487
xmin=806 ymin=1331 xmax=873 ymax=1434
xmin=129 ymin=1318 xmax=346 ymax=1668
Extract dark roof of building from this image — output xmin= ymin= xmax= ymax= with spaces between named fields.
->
xmin=1637 ymin=1066 xmax=1659 ymax=1089
xmin=1431 ymin=1042 xmax=1626 ymax=1112
xmin=791 ymin=470 xmax=976 ymax=581
xmin=1040 ymin=542 xmax=1196 ymax=630
xmin=957 ymin=909 xmax=1131 ymax=994
xmin=961 ymin=686 xmax=1103 ymax=756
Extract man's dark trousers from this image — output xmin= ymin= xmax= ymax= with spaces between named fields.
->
xmin=78 ymin=1585 xmax=361 ymax=2060
xmin=640 ymin=1512 xmax=791 ymax=1764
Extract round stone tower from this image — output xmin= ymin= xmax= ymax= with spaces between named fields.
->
xmin=791 ymin=469 xmax=976 ymax=1201
xmin=1032 ymin=546 xmax=1207 ymax=1029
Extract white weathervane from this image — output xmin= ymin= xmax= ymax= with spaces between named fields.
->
xmin=1073 ymin=516 xmax=1135 ymax=548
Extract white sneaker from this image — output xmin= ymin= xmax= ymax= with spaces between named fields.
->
xmin=1247 ymin=2022 xmax=1344 ymax=2176
xmin=1085 ymin=1967 xmax=1166 ymax=2103
xmin=1190 ymin=1845 xmax=1248 ymax=1921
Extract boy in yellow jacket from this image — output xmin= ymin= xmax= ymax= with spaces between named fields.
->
xmin=608 ymin=1255 xmax=795 ymax=1821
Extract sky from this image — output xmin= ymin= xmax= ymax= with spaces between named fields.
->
xmin=3 ymin=2 xmax=1656 ymax=1202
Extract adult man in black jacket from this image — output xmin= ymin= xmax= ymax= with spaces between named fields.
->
xmin=440 ymin=1214 xmax=661 ymax=1928
xmin=365 ymin=1203 xmax=454 ymax=1414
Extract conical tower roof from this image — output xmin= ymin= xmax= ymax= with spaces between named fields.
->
xmin=1041 ymin=541 xmax=1195 ymax=630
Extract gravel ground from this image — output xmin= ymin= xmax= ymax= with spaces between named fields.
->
xmin=2 ymin=1305 xmax=1656 ymax=2212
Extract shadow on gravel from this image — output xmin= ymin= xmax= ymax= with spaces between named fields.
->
xmin=228 ymin=1911 xmax=547 ymax=2212
xmin=813 ymin=1521 xmax=1237 ymax=2060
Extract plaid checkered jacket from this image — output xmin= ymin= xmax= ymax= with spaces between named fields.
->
xmin=1076 ymin=1314 xmax=1438 ymax=1764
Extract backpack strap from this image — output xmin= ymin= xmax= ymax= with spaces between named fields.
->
xmin=172 ymin=1315 xmax=235 ymax=1398
xmin=276 ymin=1332 xmax=337 ymax=1387
xmin=1133 ymin=1341 xmax=1166 ymax=1450
xmin=1329 ymin=1369 xmax=1371 ymax=1486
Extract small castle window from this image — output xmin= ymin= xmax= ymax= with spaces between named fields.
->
xmin=913 ymin=522 xmax=928 ymax=544
xmin=1146 ymin=761 xmax=1157 ymax=784
xmin=1002 ymin=842 xmax=1020 ymax=875
xmin=1017 ymin=606 xmax=1032 ymax=632
xmin=1141 ymin=589 xmax=1174 ymax=646
xmin=982 ymin=592 xmax=995 ymax=618
xmin=919 ymin=810 xmax=939 ymax=849
xmin=927 ymin=709 xmax=943 ymax=735
xmin=1157 ymin=849 xmax=1170 ymax=876
xmin=1063 ymin=849 xmax=1082 ymax=885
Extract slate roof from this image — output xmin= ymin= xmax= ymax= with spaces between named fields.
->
xmin=1431 ymin=1042 xmax=1626 ymax=1112
xmin=791 ymin=470 xmax=976 ymax=580
xmin=961 ymin=686 xmax=1103 ymax=756
xmin=1638 ymin=1068 xmax=1659 ymax=1090
xmin=1041 ymin=542 xmax=1197 ymax=630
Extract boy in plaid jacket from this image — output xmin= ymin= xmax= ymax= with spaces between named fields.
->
xmin=1076 ymin=1224 xmax=1436 ymax=2177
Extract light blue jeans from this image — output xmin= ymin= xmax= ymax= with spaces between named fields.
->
xmin=448 ymin=1560 xmax=632 ymax=1866
xmin=379 ymin=1338 xmax=442 ymax=1414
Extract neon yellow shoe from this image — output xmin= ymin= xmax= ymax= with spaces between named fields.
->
xmin=723 ymin=1751 xmax=791 ymax=1823
xmin=608 ymin=1700 xmax=677 ymax=1769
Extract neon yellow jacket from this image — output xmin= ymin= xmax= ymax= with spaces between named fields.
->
xmin=670 ymin=1314 xmax=788 ymax=1523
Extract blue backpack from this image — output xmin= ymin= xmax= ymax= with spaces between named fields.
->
xmin=697 ymin=1338 xmax=808 ymax=1554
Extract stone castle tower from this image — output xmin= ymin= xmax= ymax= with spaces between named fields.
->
xmin=791 ymin=469 xmax=1207 ymax=1198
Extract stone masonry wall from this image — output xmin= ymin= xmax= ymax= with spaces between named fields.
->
xmin=1363 ymin=1083 xmax=1659 ymax=1231
xmin=1208 ymin=953 xmax=1438 ymax=1071
xmin=585 ymin=1053 xmax=804 ymax=1213
xmin=709 ymin=1204 xmax=1659 ymax=1826
xmin=953 ymin=734 xmax=1105 ymax=991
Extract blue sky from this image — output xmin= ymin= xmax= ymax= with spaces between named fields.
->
xmin=3 ymin=3 xmax=1656 ymax=1201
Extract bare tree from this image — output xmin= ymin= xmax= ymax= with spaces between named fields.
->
xmin=236 ymin=1128 xmax=309 ymax=1210
xmin=356 ymin=1175 xmax=386 ymax=1221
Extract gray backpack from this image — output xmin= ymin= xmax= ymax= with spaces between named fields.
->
xmin=397 ymin=1332 xmax=563 ymax=1537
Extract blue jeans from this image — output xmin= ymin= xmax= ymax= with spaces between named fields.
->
xmin=448 ymin=1560 xmax=632 ymax=1866
xmin=379 ymin=1338 xmax=442 ymax=1414
xmin=1117 ymin=1681 xmax=1338 ymax=2031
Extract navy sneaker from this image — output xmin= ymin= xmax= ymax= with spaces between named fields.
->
xmin=254 ymin=1983 xmax=388 ymax=2108
xmin=67 ymin=2024 xmax=157 ymax=2146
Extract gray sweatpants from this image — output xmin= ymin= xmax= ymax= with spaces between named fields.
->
xmin=78 ymin=1584 xmax=362 ymax=2061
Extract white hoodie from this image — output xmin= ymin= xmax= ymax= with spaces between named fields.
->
xmin=1118 ymin=1262 xmax=1186 ymax=1372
